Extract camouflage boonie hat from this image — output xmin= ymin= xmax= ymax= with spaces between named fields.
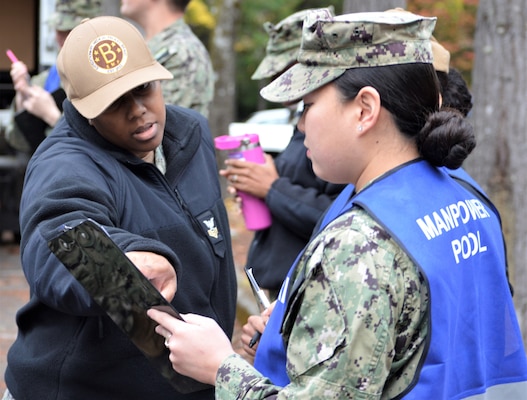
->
xmin=48 ymin=0 xmax=102 ymax=31
xmin=261 ymin=10 xmax=436 ymax=103
xmin=251 ymin=7 xmax=335 ymax=81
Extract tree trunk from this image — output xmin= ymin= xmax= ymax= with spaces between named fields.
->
xmin=343 ymin=0 xmax=406 ymax=13
xmin=466 ymin=0 xmax=527 ymax=345
xmin=208 ymin=0 xmax=239 ymax=139
xmin=208 ymin=0 xmax=240 ymax=195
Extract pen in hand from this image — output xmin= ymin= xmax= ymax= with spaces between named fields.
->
xmin=249 ymin=330 xmax=261 ymax=348
xmin=6 ymin=49 xmax=31 ymax=94
xmin=245 ymin=267 xmax=271 ymax=348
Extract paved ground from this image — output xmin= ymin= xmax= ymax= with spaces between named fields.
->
xmin=0 ymin=198 xmax=256 ymax=393
xmin=0 ymin=240 xmax=27 ymax=393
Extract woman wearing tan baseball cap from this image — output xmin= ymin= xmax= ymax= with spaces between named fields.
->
xmin=57 ymin=16 xmax=173 ymax=120
xmin=3 ymin=16 xmax=237 ymax=400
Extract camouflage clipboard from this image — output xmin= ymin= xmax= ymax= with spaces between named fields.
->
xmin=47 ymin=218 xmax=212 ymax=394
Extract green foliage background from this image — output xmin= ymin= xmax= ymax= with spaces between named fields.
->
xmin=408 ymin=0 xmax=478 ymax=86
xmin=234 ymin=0 xmax=344 ymax=118
xmin=186 ymin=0 xmax=477 ymax=121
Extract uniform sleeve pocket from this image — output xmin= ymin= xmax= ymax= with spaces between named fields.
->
xmin=283 ymin=273 xmax=347 ymax=378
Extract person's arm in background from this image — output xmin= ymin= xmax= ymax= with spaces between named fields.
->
xmin=4 ymin=65 xmax=60 ymax=152
xmin=9 ymin=60 xmax=31 ymax=111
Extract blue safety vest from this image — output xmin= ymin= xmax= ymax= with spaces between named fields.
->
xmin=43 ymin=64 xmax=61 ymax=93
xmin=254 ymin=160 xmax=527 ymax=398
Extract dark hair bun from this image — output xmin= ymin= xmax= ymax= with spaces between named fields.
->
xmin=417 ymin=109 xmax=476 ymax=169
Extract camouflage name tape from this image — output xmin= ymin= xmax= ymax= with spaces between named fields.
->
xmin=261 ymin=11 xmax=437 ymax=103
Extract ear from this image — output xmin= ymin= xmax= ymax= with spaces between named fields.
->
xmin=355 ymin=86 xmax=381 ymax=134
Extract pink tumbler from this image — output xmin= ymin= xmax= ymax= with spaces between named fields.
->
xmin=214 ymin=134 xmax=272 ymax=230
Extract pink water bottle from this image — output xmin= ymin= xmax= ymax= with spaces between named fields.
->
xmin=214 ymin=134 xmax=272 ymax=230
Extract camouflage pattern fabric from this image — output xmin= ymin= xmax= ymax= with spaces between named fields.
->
xmin=149 ymin=19 xmax=214 ymax=118
xmin=215 ymin=207 xmax=429 ymax=399
xmin=261 ymin=10 xmax=436 ymax=103
xmin=48 ymin=0 xmax=102 ymax=31
xmin=251 ymin=7 xmax=335 ymax=81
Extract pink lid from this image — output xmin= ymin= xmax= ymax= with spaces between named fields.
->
xmin=214 ymin=134 xmax=260 ymax=150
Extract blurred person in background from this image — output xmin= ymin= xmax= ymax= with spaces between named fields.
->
xmin=5 ymin=0 xmax=102 ymax=154
xmin=120 ymin=0 xmax=214 ymax=117
xmin=220 ymin=7 xmax=346 ymax=306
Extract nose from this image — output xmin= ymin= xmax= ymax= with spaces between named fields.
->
xmin=124 ymin=94 xmax=146 ymax=119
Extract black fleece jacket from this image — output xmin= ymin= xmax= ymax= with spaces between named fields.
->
xmin=5 ymin=101 xmax=236 ymax=400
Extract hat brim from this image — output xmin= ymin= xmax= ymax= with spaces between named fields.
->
xmin=72 ymin=62 xmax=173 ymax=119
xmin=251 ymin=48 xmax=298 ymax=80
xmin=260 ymin=63 xmax=346 ymax=103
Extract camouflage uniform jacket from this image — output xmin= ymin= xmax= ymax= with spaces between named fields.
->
xmin=148 ymin=18 xmax=214 ymax=117
xmin=216 ymin=207 xmax=429 ymax=399
xmin=4 ymin=68 xmax=53 ymax=153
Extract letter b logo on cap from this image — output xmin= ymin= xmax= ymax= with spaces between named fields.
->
xmin=89 ymin=36 xmax=127 ymax=74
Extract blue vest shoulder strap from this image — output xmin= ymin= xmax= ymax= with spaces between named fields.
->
xmin=43 ymin=64 xmax=61 ymax=93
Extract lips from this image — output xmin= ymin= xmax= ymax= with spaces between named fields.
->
xmin=133 ymin=122 xmax=157 ymax=141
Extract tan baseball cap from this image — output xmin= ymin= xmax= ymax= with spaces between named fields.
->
xmin=430 ymin=36 xmax=450 ymax=73
xmin=57 ymin=16 xmax=173 ymax=119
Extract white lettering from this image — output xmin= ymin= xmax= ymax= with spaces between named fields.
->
xmin=457 ymin=201 xmax=471 ymax=224
xmin=448 ymin=203 xmax=461 ymax=227
xmin=440 ymin=206 xmax=456 ymax=231
xmin=452 ymin=240 xmax=461 ymax=263
xmin=468 ymin=199 xmax=491 ymax=219
xmin=433 ymin=211 xmax=451 ymax=235
xmin=416 ymin=216 xmax=439 ymax=240
xmin=417 ymin=198 xmax=491 ymax=239
xmin=451 ymin=230 xmax=488 ymax=264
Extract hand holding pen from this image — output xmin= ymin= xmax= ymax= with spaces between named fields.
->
xmin=6 ymin=49 xmax=19 ymax=64
xmin=6 ymin=49 xmax=31 ymax=96
xmin=244 ymin=267 xmax=271 ymax=349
